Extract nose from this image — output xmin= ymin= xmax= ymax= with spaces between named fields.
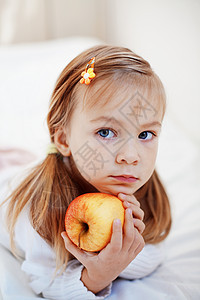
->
xmin=116 ymin=138 xmax=140 ymax=165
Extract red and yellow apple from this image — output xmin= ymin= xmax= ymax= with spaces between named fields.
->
xmin=65 ymin=193 xmax=125 ymax=252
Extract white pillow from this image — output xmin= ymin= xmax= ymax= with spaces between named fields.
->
xmin=0 ymin=37 xmax=102 ymax=158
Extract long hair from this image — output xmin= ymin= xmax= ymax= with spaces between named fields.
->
xmin=3 ymin=45 xmax=171 ymax=272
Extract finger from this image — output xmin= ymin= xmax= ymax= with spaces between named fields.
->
xmin=122 ymin=208 xmax=135 ymax=252
xmin=123 ymin=203 xmax=144 ymax=220
xmin=128 ymin=229 xmax=145 ymax=257
xmin=133 ymin=219 xmax=145 ymax=234
xmin=118 ymin=193 xmax=140 ymax=207
xmin=108 ymin=219 xmax=123 ymax=253
xmin=61 ymin=232 xmax=91 ymax=265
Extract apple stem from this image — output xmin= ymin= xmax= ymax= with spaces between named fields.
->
xmin=78 ymin=222 xmax=89 ymax=248
xmin=78 ymin=233 xmax=81 ymax=248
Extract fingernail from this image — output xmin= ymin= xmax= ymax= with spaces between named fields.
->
xmin=61 ymin=232 xmax=65 ymax=239
xmin=114 ymin=219 xmax=121 ymax=226
xmin=119 ymin=193 xmax=126 ymax=200
xmin=124 ymin=201 xmax=130 ymax=207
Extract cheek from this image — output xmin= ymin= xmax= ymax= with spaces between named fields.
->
xmin=142 ymin=143 xmax=158 ymax=170
xmin=71 ymin=141 xmax=112 ymax=182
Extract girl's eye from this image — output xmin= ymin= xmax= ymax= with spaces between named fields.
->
xmin=138 ymin=131 xmax=155 ymax=140
xmin=97 ymin=129 xmax=116 ymax=139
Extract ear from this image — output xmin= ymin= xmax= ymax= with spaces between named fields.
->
xmin=54 ymin=128 xmax=71 ymax=156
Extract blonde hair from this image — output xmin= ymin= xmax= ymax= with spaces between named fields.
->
xmin=3 ymin=45 xmax=171 ymax=272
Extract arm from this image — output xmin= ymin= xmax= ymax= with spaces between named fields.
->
xmin=22 ymin=258 xmax=111 ymax=300
xmin=119 ymin=243 xmax=164 ymax=279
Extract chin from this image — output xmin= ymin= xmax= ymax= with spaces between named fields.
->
xmin=103 ymin=185 xmax=139 ymax=196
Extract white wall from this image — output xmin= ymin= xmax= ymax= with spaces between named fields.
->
xmin=0 ymin=0 xmax=106 ymax=43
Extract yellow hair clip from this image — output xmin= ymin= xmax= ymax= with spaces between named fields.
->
xmin=80 ymin=57 xmax=96 ymax=85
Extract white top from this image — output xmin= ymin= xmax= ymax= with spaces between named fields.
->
xmin=0 ymin=165 xmax=164 ymax=300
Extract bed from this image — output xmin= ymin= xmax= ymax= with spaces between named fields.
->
xmin=0 ymin=37 xmax=200 ymax=300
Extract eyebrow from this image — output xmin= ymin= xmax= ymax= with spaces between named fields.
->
xmin=90 ymin=116 xmax=121 ymax=125
xmin=90 ymin=116 xmax=162 ymax=128
xmin=140 ymin=121 xmax=162 ymax=128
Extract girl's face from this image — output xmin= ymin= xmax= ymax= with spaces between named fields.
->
xmin=63 ymin=84 xmax=164 ymax=197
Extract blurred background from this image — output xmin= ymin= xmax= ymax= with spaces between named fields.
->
xmin=0 ymin=0 xmax=200 ymax=157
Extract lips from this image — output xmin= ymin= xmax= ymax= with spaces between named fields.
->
xmin=110 ymin=175 xmax=138 ymax=183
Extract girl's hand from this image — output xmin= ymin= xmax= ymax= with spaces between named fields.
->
xmin=61 ymin=208 xmax=145 ymax=294
xmin=118 ymin=193 xmax=145 ymax=234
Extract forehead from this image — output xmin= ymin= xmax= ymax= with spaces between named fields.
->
xmin=76 ymin=75 xmax=165 ymax=123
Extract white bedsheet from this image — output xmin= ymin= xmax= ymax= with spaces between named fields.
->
xmin=0 ymin=37 xmax=200 ymax=299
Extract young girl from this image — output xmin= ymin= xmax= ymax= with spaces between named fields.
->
xmin=0 ymin=45 xmax=171 ymax=299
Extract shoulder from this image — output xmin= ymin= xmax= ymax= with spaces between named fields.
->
xmin=14 ymin=205 xmax=56 ymax=263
